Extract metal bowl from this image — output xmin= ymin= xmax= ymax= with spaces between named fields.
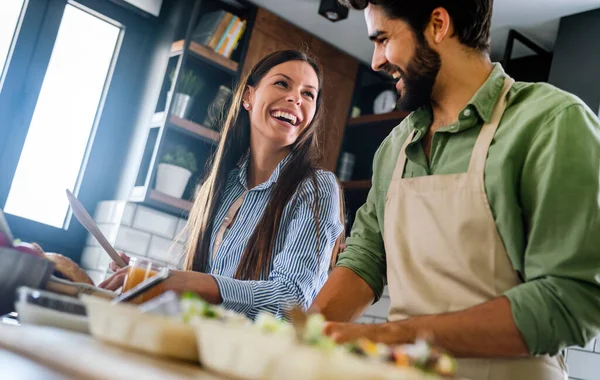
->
xmin=0 ymin=247 xmax=55 ymax=316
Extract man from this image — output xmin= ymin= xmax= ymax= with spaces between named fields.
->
xmin=311 ymin=1 xmax=600 ymax=379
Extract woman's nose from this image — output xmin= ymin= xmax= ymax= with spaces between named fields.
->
xmin=286 ymin=93 xmax=301 ymax=105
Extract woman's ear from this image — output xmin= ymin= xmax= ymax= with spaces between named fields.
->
xmin=242 ymin=85 xmax=255 ymax=110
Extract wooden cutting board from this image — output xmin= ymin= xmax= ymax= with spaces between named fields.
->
xmin=0 ymin=324 xmax=223 ymax=380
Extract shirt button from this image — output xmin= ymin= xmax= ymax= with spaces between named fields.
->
xmin=463 ymin=109 xmax=472 ymax=117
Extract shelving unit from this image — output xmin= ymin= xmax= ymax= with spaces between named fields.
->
xmin=127 ymin=0 xmax=255 ymax=217
xmin=168 ymin=115 xmax=220 ymax=145
xmin=171 ymin=40 xmax=238 ymax=74
xmin=125 ymin=3 xmax=359 ymax=218
xmin=337 ymin=65 xmax=408 ymax=234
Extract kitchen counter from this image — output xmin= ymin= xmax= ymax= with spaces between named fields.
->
xmin=0 ymin=323 xmax=223 ymax=380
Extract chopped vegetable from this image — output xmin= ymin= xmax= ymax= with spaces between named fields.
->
xmin=178 ymin=293 xmax=457 ymax=377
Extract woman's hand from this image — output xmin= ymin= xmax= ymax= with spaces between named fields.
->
xmin=99 ymin=266 xmax=129 ymax=291
xmin=109 ymin=252 xmax=130 ymax=272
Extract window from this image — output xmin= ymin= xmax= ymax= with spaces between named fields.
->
xmin=0 ymin=0 xmax=26 ymax=79
xmin=4 ymin=4 xmax=122 ymax=228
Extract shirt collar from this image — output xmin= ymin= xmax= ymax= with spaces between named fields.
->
xmin=406 ymin=63 xmax=509 ymax=137
xmin=237 ymin=151 xmax=293 ymax=190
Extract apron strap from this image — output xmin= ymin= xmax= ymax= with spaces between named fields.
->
xmin=391 ymin=130 xmax=417 ymax=182
xmin=468 ymin=77 xmax=515 ymax=175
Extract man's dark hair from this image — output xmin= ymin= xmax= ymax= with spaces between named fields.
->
xmin=339 ymin=0 xmax=493 ymax=52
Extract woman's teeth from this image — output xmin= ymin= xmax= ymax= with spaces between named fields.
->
xmin=271 ymin=110 xmax=297 ymax=126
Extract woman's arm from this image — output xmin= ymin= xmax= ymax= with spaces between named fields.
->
xmin=209 ymin=171 xmax=344 ymax=318
xmin=100 ymin=172 xmax=343 ymax=318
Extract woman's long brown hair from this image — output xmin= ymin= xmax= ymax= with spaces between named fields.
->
xmin=182 ymin=50 xmax=345 ymax=280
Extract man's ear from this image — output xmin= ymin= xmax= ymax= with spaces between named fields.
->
xmin=428 ymin=7 xmax=451 ymax=45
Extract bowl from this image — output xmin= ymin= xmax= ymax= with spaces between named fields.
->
xmin=0 ymin=247 xmax=55 ymax=315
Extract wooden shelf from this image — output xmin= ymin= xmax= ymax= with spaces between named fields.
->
xmin=348 ymin=111 xmax=409 ymax=127
xmin=148 ymin=190 xmax=192 ymax=213
xmin=169 ymin=116 xmax=220 ymax=145
xmin=171 ymin=40 xmax=238 ymax=74
xmin=342 ymin=180 xmax=372 ymax=190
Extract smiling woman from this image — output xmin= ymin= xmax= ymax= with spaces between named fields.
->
xmin=101 ymin=50 xmax=346 ymax=321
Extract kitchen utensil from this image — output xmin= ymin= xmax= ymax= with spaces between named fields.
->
xmin=45 ymin=276 xmax=115 ymax=299
xmin=0 ymin=247 xmax=116 ymax=316
xmin=65 ymin=189 xmax=127 ymax=268
xmin=0 ymin=247 xmax=55 ymax=316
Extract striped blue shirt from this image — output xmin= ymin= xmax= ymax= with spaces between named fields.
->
xmin=208 ymin=154 xmax=343 ymax=320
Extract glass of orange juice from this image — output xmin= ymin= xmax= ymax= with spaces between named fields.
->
xmin=122 ymin=257 xmax=166 ymax=303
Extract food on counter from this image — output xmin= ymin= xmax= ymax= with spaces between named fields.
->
xmin=180 ymin=292 xmax=250 ymax=326
xmin=44 ymin=253 xmax=94 ymax=285
xmin=178 ymin=292 xmax=457 ymax=377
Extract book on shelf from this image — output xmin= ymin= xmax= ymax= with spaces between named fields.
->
xmin=191 ymin=10 xmax=246 ymax=59
xmin=191 ymin=10 xmax=228 ymax=46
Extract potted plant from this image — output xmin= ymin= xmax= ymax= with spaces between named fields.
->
xmin=169 ymin=69 xmax=203 ymax=119
xmin=155 ymin=145 xmax=198 ymax=199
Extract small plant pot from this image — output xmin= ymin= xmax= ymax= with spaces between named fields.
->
xmin=155 ymin=163 xmax=192 ymax=199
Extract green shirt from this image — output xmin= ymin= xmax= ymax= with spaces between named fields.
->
xmin=337 ymin=63 xmax=600 ymax=356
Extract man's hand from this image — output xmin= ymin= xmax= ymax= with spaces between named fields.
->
xmin=322 ymin=297 xmax=530 ymax=358
xmin=324 ymin=322 xmax=404 ymax=345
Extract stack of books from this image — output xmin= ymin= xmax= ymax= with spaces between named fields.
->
xmin=191 ymin=10 xmax=247 ymax=59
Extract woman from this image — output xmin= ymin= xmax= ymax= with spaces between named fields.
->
xmin=101 ymin=50 xmax=345 ymax=320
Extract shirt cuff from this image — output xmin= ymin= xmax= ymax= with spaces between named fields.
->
xmin=212 ymin=274 xmax=255 ymax=315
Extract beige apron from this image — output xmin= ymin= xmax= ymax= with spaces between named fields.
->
xmin=383 ymin=77 xmax=567 ymax=380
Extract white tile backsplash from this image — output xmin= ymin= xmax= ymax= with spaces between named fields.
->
xmin=147 ymin=235 xmax=175 ymax=263
xmin=81 ymin=246 xmax=102 ymax=270
xmin=121 ymin=203 xmax=137 ymax=226
xmin=175 ymin=218 xmax=188 ymax=243
xmin=365 ymin=296 xmax=391 ymax=319
xmin=93 ymin=201 xmax=129 ymax=225
xmin=114 ymin=226 xmax=151 ymax=256
xmin=132 ymin=206 xmax=178 ymax=238
xmin=567 ymin=349 xmax=600 ymax=380
xmin=85 ymin=223 xmax=119 ymax=247
xmin=86 ymin=269 xmax=107 ymax=286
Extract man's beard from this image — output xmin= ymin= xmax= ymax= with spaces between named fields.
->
xmin=394 ymin=39 xmax=441 ymax=112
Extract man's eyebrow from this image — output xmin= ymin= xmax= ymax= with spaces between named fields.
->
xmin=369 ymin=30 xmax=385 ymax=41
xmin=273 ymin=73 xmax=317 ymax=90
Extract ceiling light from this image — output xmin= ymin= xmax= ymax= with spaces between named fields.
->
xmin=319 ymin=0 xmax=349 ymax=23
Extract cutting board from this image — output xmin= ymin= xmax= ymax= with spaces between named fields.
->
xmin=0 ymin=324 xmax=222 ymax=380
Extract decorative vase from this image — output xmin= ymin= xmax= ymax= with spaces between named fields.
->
xmin=155 ymin=163 xmax=192 ymax=199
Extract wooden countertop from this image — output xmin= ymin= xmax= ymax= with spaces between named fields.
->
xmin=0 ymin=323 xmax=223 ymax=380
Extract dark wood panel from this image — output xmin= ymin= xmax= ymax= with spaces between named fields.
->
xmin=348 ymin=111 xmax=409 ymax=127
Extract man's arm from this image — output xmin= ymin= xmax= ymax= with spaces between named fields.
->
xmin=503 ymin=102 xmax=600 ymax=355
xmin=310 ymin=267 xmax=375 ymax=322
xmin=311 ymin=134 xmax=394 ymax=321
xmin=326 ymin=102 xmax=600 ymax=358
xmin=325 ymin=296 xmax=529 ymax=357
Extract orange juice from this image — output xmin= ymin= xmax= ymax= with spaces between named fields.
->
xmin=122 ymin=258 xmax=165 ymax=303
